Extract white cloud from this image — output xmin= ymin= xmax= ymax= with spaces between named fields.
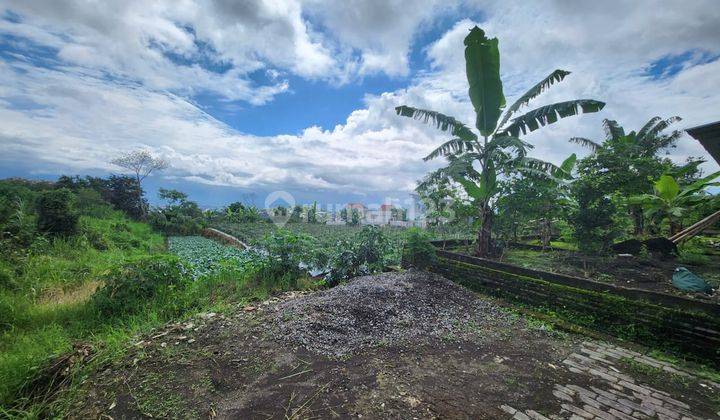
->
xmin=1 ymin=0 xmax=719 ymax=201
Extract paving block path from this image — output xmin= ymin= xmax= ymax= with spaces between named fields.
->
xmin=500 ymin=341 xmax=720 ymax=420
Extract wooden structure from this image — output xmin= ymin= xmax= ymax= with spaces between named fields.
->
xmin=669 ymin=209 xmax=720 ymax=244
xmin=686 ymin=121 xmax=720 ymax=164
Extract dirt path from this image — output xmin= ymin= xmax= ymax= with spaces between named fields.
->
xmin=72 ymin=271 xmax=720 ymax=419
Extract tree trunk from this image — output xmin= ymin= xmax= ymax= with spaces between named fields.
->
xmin=670 ymin=220 xmax=681 ymax=236
xmin=541 ymin=218 xmax=551 ymax=249
xmin=631 ymin=206 xmax=644 ymax=236
xmin=475 ymin=204 xmax=492 ymax=257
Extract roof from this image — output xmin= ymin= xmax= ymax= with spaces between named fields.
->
xmin=380 ymin=204 xmax=393 ymax=211
xmin=686 ymin=121 xmax=720 ymax=164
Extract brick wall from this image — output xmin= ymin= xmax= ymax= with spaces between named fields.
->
xmin=430 ymin=251 xmax=720 ymax=363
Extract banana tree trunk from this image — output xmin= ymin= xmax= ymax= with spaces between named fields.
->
xmin=631 ymin=206 xmax=644 ymax=236
xmin=476 ymin=203 xmax=493 ymax=257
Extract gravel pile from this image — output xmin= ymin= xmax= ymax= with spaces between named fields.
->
xmin=271 ymin=269 xmax=512 ymax=358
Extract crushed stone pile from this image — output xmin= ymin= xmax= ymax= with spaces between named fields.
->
xmin=271 ymin=269 xmax=513 ymax=358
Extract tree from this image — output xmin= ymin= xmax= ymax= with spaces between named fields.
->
xmin=350 ymin=208 xmax=361 ymax=226
xmin=628 ymin=172 xmax=720 ymax=235
xmin=308 ymin=201 xmax=318 ymax=224
xmin=111 ymin=150 xmax=168 ymax=186
xmin=36 ymin=189 xmax=79 ymax=237
xmin=397 ymin=26 xmax=604 ymax=256
xmin=570 ymin=116 xmax=688 ymax=235
xmin=496 ymin=154 xmax=577 ymax=247
xmin=158 ymin=188 xmax=188 ymax=204
xmin=111 ymin=150 xmax=167 ymax=216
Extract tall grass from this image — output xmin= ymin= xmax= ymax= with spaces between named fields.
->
xmin=0 ymin=213 xmax=167 ymax=412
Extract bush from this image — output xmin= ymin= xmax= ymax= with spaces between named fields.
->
xmin=36 ymin=189 xmax=78 ymax=237
xmin=401 ymin=228 xmax=437 ymax=270
xmin=91 ymin=255 xmax=190 ymax=317
xmin=325 ymin=226 xmax=389 ymax=286
xmin=569 ymin=180 xmax=617 ymax=254
xmin=256 ymin=230 xmax=316 ymax=289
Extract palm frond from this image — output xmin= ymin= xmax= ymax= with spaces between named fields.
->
xmin=501 ymin=100 xmax=605 ymax=137
xmin=517 ymin=157 xmax=561 ymax=174
xmin=602 ymin=119 xmax=625 ymax=141
xmin=487 ymin=135 xmax=532 ymax=158
xmin=498 ymin=69 xmax=571 ymax=129
xmin=569 ymin=137 xmax=601 ymax=151
xmin=640 ymin=116 xmax=681 ymax=142
xmin=395 ymin=106 xmax=477 ymax=140
xmin=424 ymin=138 xmax=478 ymax=161
xmin=636 ymin=116 xmax=662 ymax=141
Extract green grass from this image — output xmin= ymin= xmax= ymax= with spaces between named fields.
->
xmin=0 ymin=213 xmax=166 ymax=411
xmin=0 ymin=213 xmax=276 ymax=416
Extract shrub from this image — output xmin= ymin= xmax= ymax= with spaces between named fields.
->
xmin=75 ymin=188 xmax=115 ymax=218
xmin=256 ymin=230 xmax=316 ymax=289
xmin=569 ymin=180 xmax=617 ymax=254
xmin=325 ymin=226 xmax=390 ymax=286
xmin=91 ymin=255 xmax=190 ymax=317
xmin=401 ymin=228 xmax=437 ymax=270
xmin=36 ymin=189 xmax=78 ymax=237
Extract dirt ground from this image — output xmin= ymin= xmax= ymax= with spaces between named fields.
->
xmin=495 ymin=247 xmax=720 ymax=303
xmin=71 ymin=271 xmax=720 ymax=419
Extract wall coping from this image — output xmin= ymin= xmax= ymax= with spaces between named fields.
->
xmin=435 ymin=248 xmax=719 ymax=317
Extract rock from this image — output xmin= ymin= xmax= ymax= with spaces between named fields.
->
xmin=644 ymin=237 xmax=677 ymax=256
xmin=612 ymin=239 xmax=642 ymax=255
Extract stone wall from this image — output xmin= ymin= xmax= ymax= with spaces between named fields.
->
xmin=430 ymin=250 xmax=720 ymax=363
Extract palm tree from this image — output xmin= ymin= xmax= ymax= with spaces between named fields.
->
xmin=570 ymin=116 xmax=683 ymax=157
xmin=396 ymin=26 xmax=605 ymax=256
xmin=569 ymin=116 xmax=684 ymax=235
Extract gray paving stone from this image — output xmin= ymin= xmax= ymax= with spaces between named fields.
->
xmin=561 ymin=403 xmax=595 ymax=419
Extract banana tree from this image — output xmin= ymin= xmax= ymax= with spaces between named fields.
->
xmin=570 ymin=116 xmax=689 ymax=235
xmin=396 ymin=26 xmax=605 ymax=256
xmin=628 ymin=172 xmax=720 ymax=235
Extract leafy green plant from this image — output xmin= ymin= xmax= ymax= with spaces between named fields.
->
xmin=397 ymin=26 xmax=604 ymax=256
xmin=628 ymin=172 xmax=720 ymax=235
xmin=325 ymin=226 xmax=390 ymax=285
xmin=91 ymin=255 xmax=190 ymax=317
xmin=256 ymin=229 xmax=316 ymax=289
xmin=168 ymin=236 xmax=255 ymax=278
xmin=401 ymin=228 xmax=437 ymax=270
xmin=36 ymin=189 xmax=79 ymax=237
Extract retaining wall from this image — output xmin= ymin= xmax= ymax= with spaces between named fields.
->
xmin=430 ymin=249 xmax=720 ymax=363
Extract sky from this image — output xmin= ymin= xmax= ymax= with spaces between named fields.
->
xmin=1 ymin=0 xmax=719 ymax=208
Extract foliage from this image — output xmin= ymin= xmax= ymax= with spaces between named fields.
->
xmin=495 ymin=154 xmax=577 ymax=246
xmin=398 ymin=26 xmax=604 ymax=256
xmin=36 ymin=189 xmax=79 ymax=237
xmin=256 ymin=229 xmax=317 ymax=290
xmin=91 ymin=255 xmax=189 ymax=317
xmin=149 ymin=189 xmax=205 ymax=235
xmin=168 ymin=236 xmax=255 ymax=278
xmin=56 ymin=175 xmax=148 ymax=220
xmin=325 ymin=226 xmax=390 ymax=285
xmin=628 ymin=172 xmax=720 ymax=235
xmin=401 ymin=228 xmax=437 ymax=270
xmin=569 ymin=177 xmax=618 ymax=253
xmin=110 ymin=150 xmax=168 ymax=184
xmin=571 ymin=116 xmax=694 ymax=236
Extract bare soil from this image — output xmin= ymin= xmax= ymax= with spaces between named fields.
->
xmin=495 ymin=248 xmax=720 ymax=303
xmin=70 ymin=271 xmax=720 ymax=419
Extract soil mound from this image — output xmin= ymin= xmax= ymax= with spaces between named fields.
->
xmin=272 ymin=269 xmax=510 ymax=357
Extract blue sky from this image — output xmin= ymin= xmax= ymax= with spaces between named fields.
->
xmin=1 ymin=1 xmax=719 ymax=208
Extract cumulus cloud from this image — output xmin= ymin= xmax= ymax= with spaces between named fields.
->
xmin=1 ymin=0 xmax=719 ymax=201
